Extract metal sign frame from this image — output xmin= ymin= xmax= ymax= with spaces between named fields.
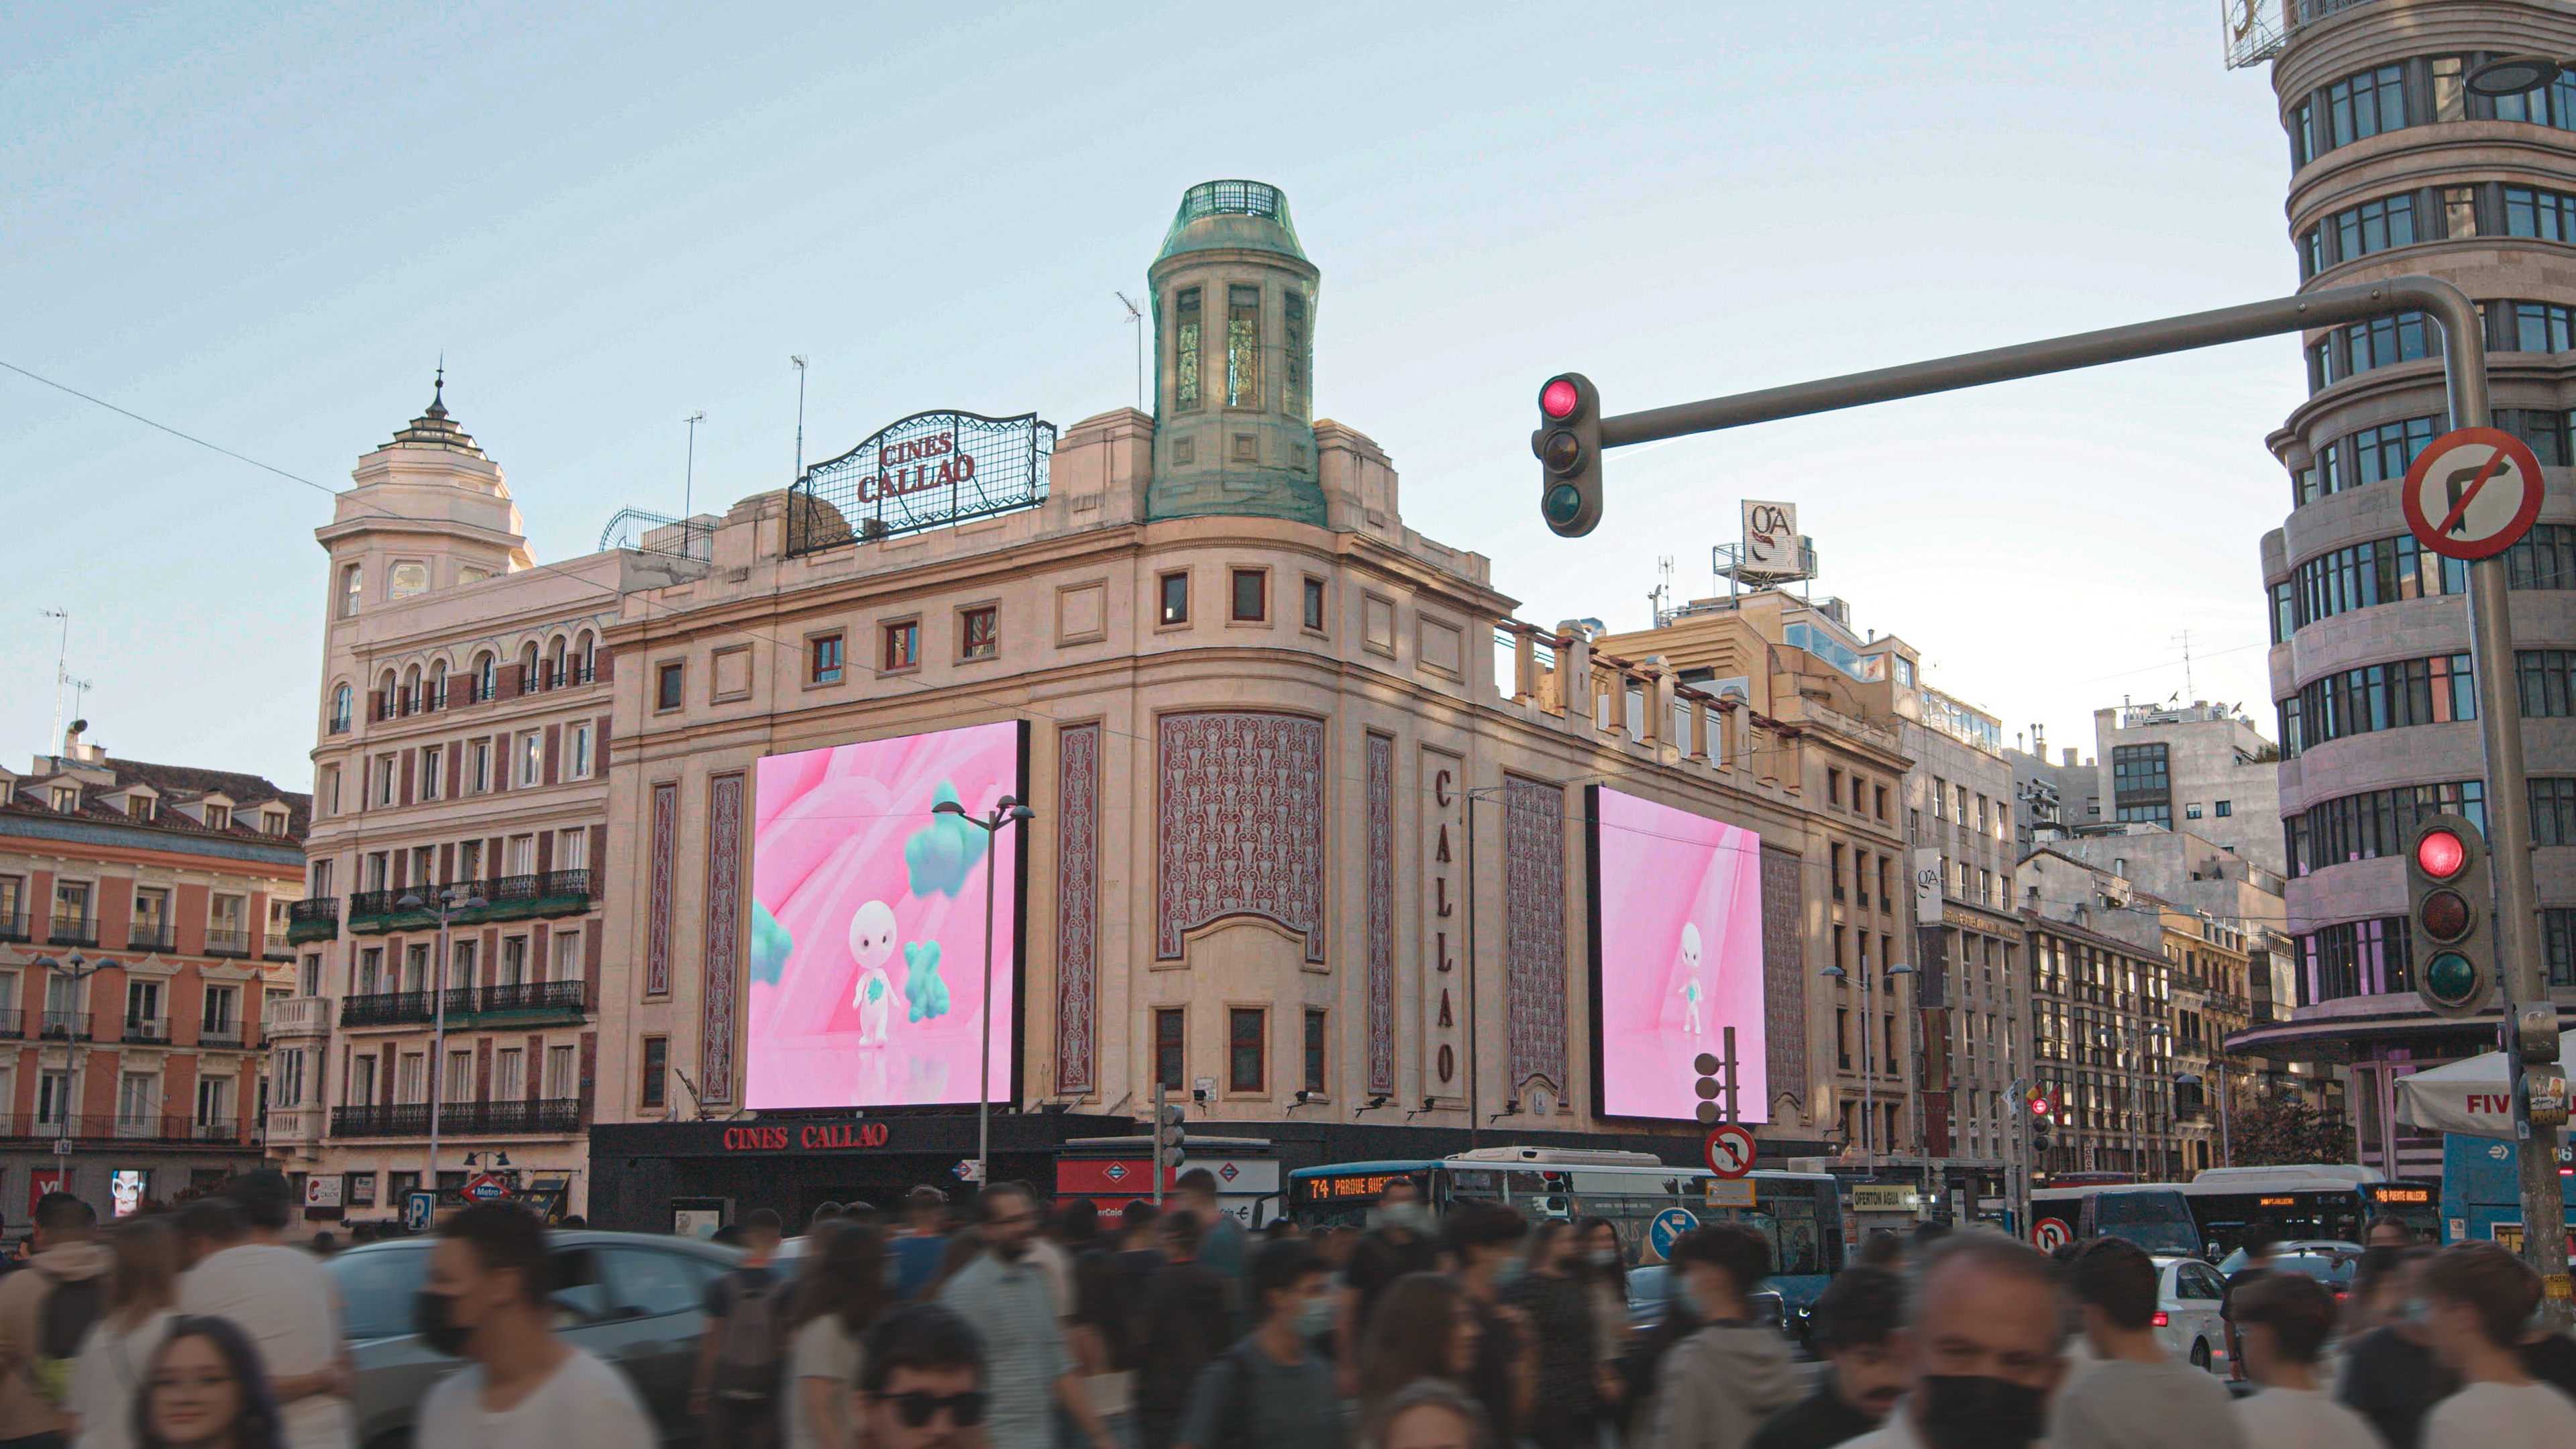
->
xmin=788 ymin=409 xmax=1057 ymax=554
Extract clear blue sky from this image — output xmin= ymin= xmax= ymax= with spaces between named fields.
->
xmin=3 ymin=2 xmax=2298 ymax=790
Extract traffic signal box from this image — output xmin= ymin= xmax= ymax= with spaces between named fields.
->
xmin=1534 ymin=373 xmax=1603 ymax=538
xmin=2408 ymin=815 xmax=2493 ymax=1018
xmin=2028 ymin=1085 xmax=2057 ymax=1152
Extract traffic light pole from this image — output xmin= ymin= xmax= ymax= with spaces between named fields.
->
xmin=1572 ymin=274 xmax=2568 ymax=1318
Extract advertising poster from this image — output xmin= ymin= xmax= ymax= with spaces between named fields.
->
xmin=1592 ymin=787 xmax=1768 ymax=1121
xmin=748 ymin=721 xmax=1025 ymax=1109
xmin=110 ymin=1170 xmax=147 ymax=1218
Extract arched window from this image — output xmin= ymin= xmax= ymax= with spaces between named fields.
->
xmin=329 ymin=684 xmax=352 ymax=733
xmin=427 ymin=659 xmax=448 ymax=710
xmin=574 ymin=630 xmax=597 ymax=684
xmin=518 ymin=642 xmax=541 ymax=694
xmin=547 ymin=636 xmax=568 ymax=690
xmin=339 ymin=564 xmax=363 ymax=619
xmin=474 ymin=651 xmax=496 ymax=702
xmin=401 ymin=664 xmax=421 ymax=715
xmin=377 ymin=669 xmax=398 ymax=721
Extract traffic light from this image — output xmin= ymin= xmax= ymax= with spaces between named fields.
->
xmin=1533 ymin=373 xmax=1603 ymax=538
xmin=2407 ymin=814 xmax=2493 ymax=1018
xmin=1694 ymin=1051 xmax=1723 ymax=1124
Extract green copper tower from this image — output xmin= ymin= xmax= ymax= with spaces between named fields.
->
xmin=1147 ymin=181 xmax=1324 ymax=525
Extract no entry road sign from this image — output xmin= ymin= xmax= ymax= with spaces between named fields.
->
xmin=1703 ymin=1122 xmax=1756 ymax=1179
xmin=2403 ymin=427 xmax=2546 ymax=561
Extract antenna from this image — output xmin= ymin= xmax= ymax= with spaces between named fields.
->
xmin=2172 ymin=629 xmax=2195 ymax=701
xmin=1652 ymin=555 xmax=1675 ymax=625
xmin=1116 ymin=292 xmax=1146 ymax=413
xmin=682 ymin=411 xmax=706 ymax=557
xmin=790 ymin=357 xmax=808 ymax=482
xmin=40 ymin=608 xmax=70 ymax=756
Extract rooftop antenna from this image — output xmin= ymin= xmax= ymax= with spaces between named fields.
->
xmin=2172 ymin=629 xmax=2195 ymax=701
xmin=1652 ymin=555 xmax=1675 ymax=626
xmin=40 ymin=608 xmax=71 ymax=757
xmin=1116 ymin=292 xmax=1146 ymax=412
xmin=790 ymin=356 xmax=808 ymax=482
xmin=682 ymin=411 xmax=706 ymax=557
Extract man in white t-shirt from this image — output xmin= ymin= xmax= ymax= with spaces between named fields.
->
xmin=174 ymin=1175 xmax=352 ymax=1449
xmin=2419 ymin=1242 xmax=2576 ymax=1449
xmin=414 ymin=1203 xmax=653 ymax=1449
xmin=2229 ymin=1271 xmax=2380 ymax=1449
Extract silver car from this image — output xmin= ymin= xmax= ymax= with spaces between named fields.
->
xmin=330 ymin=1231 xmax=743 ymax=1449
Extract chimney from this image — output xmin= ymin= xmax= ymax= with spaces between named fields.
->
xmin=62 ymin=718 xmax=102 ymax=764
xmin=2062 ymin=747 xmax=2077 ymax=767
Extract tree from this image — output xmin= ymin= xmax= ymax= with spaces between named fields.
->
xmin=2229 ymin=1089 xmax=2348 ymax=1166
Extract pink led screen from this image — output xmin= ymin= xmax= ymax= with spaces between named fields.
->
xmin=1591 ymin=786 xmax=1768 ymax=1122
xmin=748 ymin=721 xmax=1025 ymax=1109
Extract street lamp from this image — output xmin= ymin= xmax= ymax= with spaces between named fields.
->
xmin=396 ymin=884 xmax=487 ymax=1207
xmin=31 ymin=953 xmax=107 ymax=1182
xmin=2467 ymin=55 xmax=2569 ymax=97
xmin=1821 ymin=959 xmax=1916 ymax=1160
xmin=930 ymin=794 xmax=1034 ymax=1187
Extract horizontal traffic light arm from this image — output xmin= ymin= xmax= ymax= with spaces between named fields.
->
xmin=1589 ymin=276 xmax=2486 ymax=449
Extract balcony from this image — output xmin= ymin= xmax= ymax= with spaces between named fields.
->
xmin=197 ymin=1022 xmax=249 ymax=1049
xmin=38 ymin=1012 xmax=92 ymax=1042
xmin=338 ymin=979 xmax=591 ymax=1029
xmin=47 ymin=914 xmax=97 ymax=948
xmin=0 ymin=911 xmax=25 ymax=944
xmin=122 ymin=1016 xmax=170 ymax=1046
xmin=345 ymin=871 xmax=594 ymax=936
xmin=263 ymin=996 xmax=331 ymax=1038
xmin=330 ymin=1097 xmax=582 ymax=1138
xmin=286 ymin=898 xmax=339 ymax=945
xmin=126 ymin=922 xmax=174 ymax=952
xmin=0 ymin=1010 xmax=17 ymax=1040
xmin=0 ymin=1114 xmax=256 ymax=1145
xmin=265 ymin=1105 xmax=327 ymax=1143
xmin=262 ymin=937 xmax=294 ymax=962
xmin=203 ymin=928 xmax=251 ymax=959
xmin=474 ymin=979 xmax=591 ymax=1018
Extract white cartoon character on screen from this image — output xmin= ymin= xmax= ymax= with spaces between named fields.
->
xmin=1676 ymin=921 xmax=1706 ymax=1034
xmin=849 ymin=900 xmax=898 ymax=1046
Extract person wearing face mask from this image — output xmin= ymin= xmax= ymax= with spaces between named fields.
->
xmin=2337 ymin=1247 xmax=2453 ymax=1449
xmin=412 ymin=1203 xmax=651 ymax=1449
xmin=1749 ymin=1267 xmax=1907 ymax=1449
xmin=938 ymin=1185 xmax=1115 ymax=1449
xmin=857 ymin=1303 xmax=988 ymax=1449
xmin=2046 ymin=1238 xmax=2242 ymax=1449
xmin=1173 ymin=1240 xmax=1345 ymax=1449
xmin=1334 ymin=1181 xmax=1440 ymax=1395
xmin=1505 ymin=1221 xmax=1600 ymax=1449
xmin=2229 ymin=1272 xmax=2377 ymax=1449
xmin=1641 ymin=1222 xmax=1798 ymax=1449
xmin=2418 ymin=1242 xmax=2576 ymax=1449
xmin=1835 ymin=1228 xmax=2068 ymax=1449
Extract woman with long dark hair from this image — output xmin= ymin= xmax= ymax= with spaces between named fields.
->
xmin=1356 ymin=1273 xmax=1484 ymax=1429
xmin=786 ymin=1224 xmax=889 ymax=1449
xmin=73 ymin=1216 xmax=180 ymax=1449
xmin=132 ymin=1316 xmax=284 ymax=1449
xmin=1507 ymin=1221 xmax=1602 ymax=1449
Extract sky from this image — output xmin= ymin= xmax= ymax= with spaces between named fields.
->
xmin=1 ymin=2 xmax=2302 ymax=791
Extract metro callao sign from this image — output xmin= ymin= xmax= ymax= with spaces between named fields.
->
xmin=722 ymin=1121 xmax=893 ymax=1152
xmin=789 ymin=409 xmax=1057 ymax=554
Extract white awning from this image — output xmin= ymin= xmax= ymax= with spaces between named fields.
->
xmin=2393 ymin=1030 xmax=2576 ymax=1140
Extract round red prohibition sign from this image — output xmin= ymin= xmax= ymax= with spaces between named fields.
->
xmin=2032 ymin=1218 xmax=2074 ymax=1252
xmin=2401 ymin=426 xmax=2547 ymax=561
xmin=1703 ymin=1122 xmax=1756 ymax=1179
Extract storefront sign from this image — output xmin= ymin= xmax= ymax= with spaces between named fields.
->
xmin=720 ymin=1120 xmax=894 ymax=1152
xmin=790 ymin=409 xmax=1057 ymax=551
xmin=1851 ymin=1185 xmax=1921 ymax=1213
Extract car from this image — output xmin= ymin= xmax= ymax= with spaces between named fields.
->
xmin=2147 ymin=1254 xmax=2231 ymax=1374
xmin=2215 ymin=1238 xmax=2363 ymax=1274
xmin=330 ymin=1230 xmax=743 ymax=1449
xmin=1622 ymin=1263 xmax=1790 ymax=1339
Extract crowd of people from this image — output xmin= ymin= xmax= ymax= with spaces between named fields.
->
xmin=3 ymin=1168 xmax=2574 ymax=1449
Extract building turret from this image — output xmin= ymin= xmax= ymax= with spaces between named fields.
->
xmin=1147 ymin=181 xmax=1324 ymax=524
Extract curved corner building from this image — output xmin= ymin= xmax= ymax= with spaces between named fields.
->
xmin=2239 ymin=0 xmax=2576 ymax=1177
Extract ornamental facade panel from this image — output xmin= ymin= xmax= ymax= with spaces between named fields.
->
xmin=1503 ymin=775 xmax=1566 ymax=1095
xmin=1155 ymin=711 xmax=1328 ymax=962
xmin=1055 ymin=722 xmax=1102 ymax=1094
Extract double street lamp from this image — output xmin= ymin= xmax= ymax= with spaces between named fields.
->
xmin=928 ymin=794 xmax=1034 ymax=1189
xmin=396 ymin=885 xmax=486 ymax=1205
xmin=1819 ymin=959 xmax=1916 ymax=1159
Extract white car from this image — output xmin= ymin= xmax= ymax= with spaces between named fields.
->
xmin=2149 ymin=1254 xmax=2233 ymax=1374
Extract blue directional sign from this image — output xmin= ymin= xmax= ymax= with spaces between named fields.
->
xmin=1648 ymin=1206 xmax=1700 ymax=1258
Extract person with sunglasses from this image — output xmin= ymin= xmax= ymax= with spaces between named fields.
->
xmin=861 ymin=1303 xmax=990 ymax=1449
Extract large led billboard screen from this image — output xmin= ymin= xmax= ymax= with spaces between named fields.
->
xmin=748 ymin=720 xmax=1026 ymax=1110
xmin=1589 ymin=786 xmax=1768 ymax=1122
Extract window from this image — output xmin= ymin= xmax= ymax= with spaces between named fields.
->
xmin=1173 ymin=286 xmax=1202 ymax=410
xmin=2328 ymin=193 xmax=2417 ymax=268
xmin=882 ymin=621 xmax=919 ymax=671
xmin=2432 ymin=56 xmax=2466 ymax=122
xmin=2112 ymin=744 xmax=2171 ymax=828
xmin=388 ymin=561 xmax=429 ymax=600
xmin=2214 ymin=800 xmax=2232 ymax=818
xmin=1230 ymin=569 xmax=1267 ymax=623
xmin=402 ymin=943 xmax=429 ymax=993
xmin=960 ymin=607 xmax=998 ymax=660
xmin=125 ymin=979 xmax=161 ymax=1034
xmin=339 ymin=564 xmax=363 ymax=617
xmin=633 ymin=1035 xmax=669 ymax=1108
xmin=2504 ymin=303 xmax=2576 ymax=355
xmin=655 ymin=662 xmax=685 ymax=711
xmin=1827 ymin=769 xmax=1842 ymax=806
xmin=118 ymin=1072 xmax=157 ymax=1134
xmin=1831 ymin=843 xmax=1846 ymax=902
xmin=1159 ymin=572 xmax=1190 ymax=626
xmin=2289 ymin=96 xmax=2318 ymax=166
xmin=1303 ymin=1010 xmax=1326 ymax=1093
xmin=2499 ymin=409 xmax=2574 ymax=468
xmin=421 ymin=745 xmax=443 ymax=801
xmin=2286 ymin=780 xmax=2485 ymax=878
xmin=443 ymin=1050 xmax=472 ymax=1103
xmin=568 ymin=722 xmax=594 ymax=781
xmin=348 ymin=1054 xmax=377 ymax=1107
xmin=205 ymin=804 xmax=231 ymax=831
xmin=469 ymin=740 xmax=492 ymax=794
xmin=2334 ymin=311 xmax=2439 ymax=385
xmin=497 ymin=936 xmax=527 ymax=987
xmin=1226 ymin=284 xmax=1261 ymax=408
xmin=1283 ymin=288 xmax=1310 ymax=420
xmin=492 ymin=1047 xmax=523 ymax=1101
xmin=299 ymin=953 xmax=322 ymax=997
xmin=2280 ymin=652 xmax=2476 ymax=757
xmin=557 ymin=828 xmax=590 ymax=873
xmin=2324 ymin=64 xmax=2407 ymax=149
xmin=346 ymin=1172 xmax=376 ymax=1207
xmin=2504 ymin=185 xmax=2576 ymax=241
xmin=2185 ymin=803 xmax=2203 ymax=819
xmin=1155 ymin=1008 xmax=1185 ymax=1090
xmin=1229 ymin=1008 xmax=1266 ymax=1091
xmin=518 ymin=731 xmax=541 ymax=787
xmin=329 ymin=685 xmax=352 ymax=733
xmin=2444 ymin=185 xmax=2479 ymax=239
xmin=1835 ymin=1008 xmax=1851 ymax=1071
xmin=1301 ymin=578 xmax=1326 ymax=631
xmin=396 ymin=1053 xmax=425 ymax=1105
xmin=1874 ymin=784 xmax=1889 ymax=820
xmin=810 ymin=633 xmax=844 ymax=685
xmin=543 ymin=1045 xmax=576 ymax=1100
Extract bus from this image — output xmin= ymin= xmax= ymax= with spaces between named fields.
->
xmin=2439 ymin=1132 xmax=2576 ymax=1251
xmin=1287 ymin=1147 xmax=1847 ymax=1324
xmin=2031 ymin=1166 xmax=2438 ymax=1263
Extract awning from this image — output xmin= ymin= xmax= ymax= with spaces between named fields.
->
xmin=2393 ymin=1029 xmax=2576 ymax=1140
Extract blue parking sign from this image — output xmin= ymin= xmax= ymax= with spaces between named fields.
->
xmin=404 ymin=1190 xmax=435 ymax=1234
xmin=1649 ymin=1206 xmax=1699 ymax=1258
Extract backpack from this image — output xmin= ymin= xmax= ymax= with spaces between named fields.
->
xmin=24 ymin=1269 xmax=103 ymax=1409
xmin=710 ymin=1269 xmax=786 ymax=1399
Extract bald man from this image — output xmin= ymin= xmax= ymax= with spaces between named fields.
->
xmin=1834 ymin=1228 xmax=2069 ymax=1449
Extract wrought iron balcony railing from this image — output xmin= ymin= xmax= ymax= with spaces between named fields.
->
xmin=330 ymin=1097 xmax=582 ymax=1138
xmin=203 ymin=928 xmax=252 ymax=958
xmin=126 ymin=922 xmax=174 ymax=951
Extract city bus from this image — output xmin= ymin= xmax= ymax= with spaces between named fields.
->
xmin=1285 ymin=1146 xmax=1847 ymax=1324
xmin=2182 ymin=1165 xmax=2439 ymax=1264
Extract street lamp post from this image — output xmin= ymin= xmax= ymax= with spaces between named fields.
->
xmin=396 ymin=885 xmax=486 ymax=1208
xmin=1821 ymin=959 xmax=1916 ymax=1159
xmin=930 ymin=794 xmax=1034 ymax=1187
xmin=32 ymin=952 xmax=107 ymax=1185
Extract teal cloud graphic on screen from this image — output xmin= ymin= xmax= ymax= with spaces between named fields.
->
xmin=905 ymin=782 xmax=989 ymax=897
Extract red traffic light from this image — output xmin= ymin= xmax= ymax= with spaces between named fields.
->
xmin=2417 ymin=828 xmax=2468 ymax=879
xmin=1540 ymin=377 xmax=1583 ymax=421
xmin=2028 ymin=1091 xmax=2052 ymax=1116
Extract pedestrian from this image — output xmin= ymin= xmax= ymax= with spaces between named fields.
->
xmin=1505 ymin=1220 xmax=1598 ymax=1449
xmin=1356 ymin=1273 xmax=1482 ymax=1428
xmin=413 ymin=1204 xmax=651 ymax=1449
xmin=1173 ymin=1239 xmax=1344 ymax=1449
xmin=2229 ymin=1272 xmax=2378 ymax=1449
xmin=1854 ymin=1232 xmax=1906 ymax=1272
xmin=936 ymin=1184 xmax=1114 ymax=1449
xmin=1831 ymin=1229 xmax=2068 ymax=1449
xmin=1444 ymin=1202 xmax=1534 ymax=1442
xmin=70 ymin=1216 xmax=180 ymax=1449
xmin=133 ymin=1315 xmax=285 ymax=1449
xmin=692 ymin=1208 xmax=790 ymax=1449
xmin=892 ymin=1189 xmax=953 ymax=1303
xmin=1134 ymin=1213 xmax=1230 ymax=1449
xmin=2046 ymin=1236 xmax=2242 ymax=1449
xmin=1640 ymin=1222 xmax=1797 ymax=1449
xmin=1748 ymin=1267 xmax=1906 ymax=1449
xmin=0 ymin=1192 xmax=107 ymax=1449
xmin=785 ymin=1223 xmax=888 ymax=1449
xmin=2364 ymin=1216 xmax=2418 ymax=1250
xmin=812 ymin=1204 xmax=847 ymax=1234
xmin=174 ymin=1173 xmax=352 ymax=1449
xmin=1334 ymin=1179 xmax=1440 ymax=1391
xmin=1572 ymin=1216 xmax=1629 ymax=1373
xmin=1060 ymin=1201 xmax=1137 ymax=1449
xmin=2343 ymin=1246 xmax=2412 ymax=1340
xmin=2418 ymin=1242 xmax=2576 ymax=1449
xmin=857 ymin=1303 xmax=986 ymax=1449
xmin=2338 ymin=1247 xmax=2453 ymax=1449
xmin=1363 ymin=1380 xmax=1487 ymax=1449
xmin=2220 ymin=1228 xmax=2279 ymax=1379
xmin=1173 ymin=1173 xmax=1247 ymax=1327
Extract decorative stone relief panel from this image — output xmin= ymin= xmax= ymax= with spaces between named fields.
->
xmin=1055 ymin=722 xmax=1101 ymax=1094
xmin=702 ymin=772 xmax=744 ymax=1102
xmin=1762 ymin=846 xmax=1809 ymax=1112
xmin=1155 ymin=711 xmax=1327 ymax=963
xmin=1366 ymin=734 xmax=1397 ymax=1095
xmin=1503 ymin=775 xmax=1567 ymax=1096
xmin=645 ymin=782 xmax=678 ymax=997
